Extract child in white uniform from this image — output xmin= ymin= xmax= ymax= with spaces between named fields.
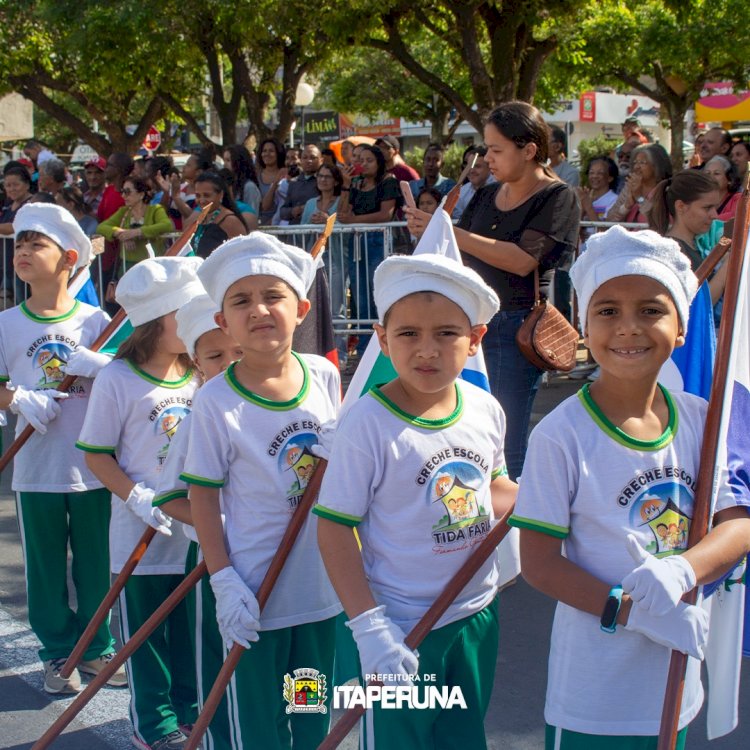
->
xmin=0 ymin=204 xmax=120 ymax=694
xmin=78 ymin=256 xmax=204 ymax=750
xmin=315 ymin=253 xmax=517 ymax=749
xmin=154 ymin=292 xmax=243 ymax=750
xmin=182 ymin=233 xmax=341 ymax=749
xmin=510 ymin=226 xmax=750 ymax=749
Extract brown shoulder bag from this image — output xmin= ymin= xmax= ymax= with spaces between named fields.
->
xmin=515 ymin=269 xmax=579 ymax=372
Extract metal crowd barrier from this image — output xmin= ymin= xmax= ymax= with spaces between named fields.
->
xmin=0 ymin=221 xmax=648 ymax=334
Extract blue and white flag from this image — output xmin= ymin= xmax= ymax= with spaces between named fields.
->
xmin=703 ymin=222 xmax=750 ymax=740
xmin=342 ymin=208 xmax=519 ymax=586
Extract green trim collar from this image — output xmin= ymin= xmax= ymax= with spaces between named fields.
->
xmin=578 ymin=383 xmax=677 ymax=452
xmin=126 ymin=360 xmax=194 ymax=389
xmin=224 ymin=353 xmax=309 ymax=411
xmin=369 ymin=383 xmax=463 ymax=430
xmin=20 ymin=300 xmax=79 ymax=323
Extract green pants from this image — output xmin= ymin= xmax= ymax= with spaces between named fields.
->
xmin=227 ymin=617 xmax=336 ymax=750
xmin=119 ymin=573 xmax=198 ymax=745
xmin=16 ymin=489 xmax=114 ymax=662
xmin=363 ymin=599 xmax=499 ymax=750
xmin=545 ymin=725 xmax=688 ymax=749
xmin=185 ymin=542 xmax=232 ymax=750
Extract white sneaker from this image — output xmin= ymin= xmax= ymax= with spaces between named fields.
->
xmin=78 ymin=652 xmax=128 ymax=687
xmin=43 ymin=658 xmax=82 ymax=694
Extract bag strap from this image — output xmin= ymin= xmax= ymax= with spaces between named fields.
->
xmin=533 ymin=267 xmax=541 ymax=307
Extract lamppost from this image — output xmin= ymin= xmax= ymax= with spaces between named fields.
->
xmin=295 ymin=82 xmax=315 ymax=148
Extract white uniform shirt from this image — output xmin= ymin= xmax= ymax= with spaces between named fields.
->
xmin=181 ymin=353 xmax=342 ymax=631
xmin=0 ymin=301 xmax=109 ymax=492
xmin=315 ymin=381 xmax=507 ymax=633
xmin=510 ymin=385 xmax=742 ymax=735
xmin=77 ymin=359 xmax=196 ymax=574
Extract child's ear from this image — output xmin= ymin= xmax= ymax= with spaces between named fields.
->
xmin=214 ymin=310 xmax=229 ymax=334
xmin=373 ymin=323 xmax=389 ymax=356
xmin=296 ymin=298 xmax=311 ymax=325
xmin=468 ymin=324 xmax=487 ymax=355
xmin=674 ymin=328 xmax=686 ymax=349
xmin=63 ymin=248 xmax=78 ymax=269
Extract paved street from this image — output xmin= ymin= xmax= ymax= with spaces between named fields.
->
xmin=0 ymin=374 xmax=748 ymax=749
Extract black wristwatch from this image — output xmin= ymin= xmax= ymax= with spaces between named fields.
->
xmin=600 ymin=585 xmax=623 ymax=633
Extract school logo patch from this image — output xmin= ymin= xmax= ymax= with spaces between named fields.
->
xmin=34 ymin=343 xmax=71 ymax=388
xmin=628 ymin=480 xmax=694 ymax=557
xmin=279 ymin=432 xmax=319 ymax=510
xmin=283 ymin=667 xmax=328 ymax=714
xmin=154 ymin=405 xmax=190 ymax=465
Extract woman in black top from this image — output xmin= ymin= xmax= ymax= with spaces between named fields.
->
xmin=407 ymin=102 xmax=580 ymax=479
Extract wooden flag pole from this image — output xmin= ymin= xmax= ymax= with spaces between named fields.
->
xmin=59 ymin=526 xmax=157 ymax=680
xmin=318 ymin=504 xmax=516 ymax=750
xmin=657 ymin=175 xmax=750 ymax=749
xmin=310 ymin=213 xmax=337 ymax=260
xmin=443 ymin=153 xmax=477 ymax=216
xmin=183 ymin=458 xmax=328 ymax=750
xmin=0 ymin=205 xmax=212 ymax=474
xmin=695 ymin=237 xmax=732 ymax=287
xmin=32 ymin=560 xmax=206 ymax=750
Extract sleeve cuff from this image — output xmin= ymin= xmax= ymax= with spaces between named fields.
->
xmin=492 ymin=466 xmax=509 ymax=479
xmin=312 ymin=504 xmax=362 ymax=527
xmin=507 ymin=514 xmax=569 ymax=539
xmin=179 ymin=472 xmax=224 ymax=488
xmin=75 ymin=440 xmax=116 ymax=454
xmin=153 ymin=490 xmax=187 ymax=507
xmin=0 ymin=375 xmax=9 ymax=383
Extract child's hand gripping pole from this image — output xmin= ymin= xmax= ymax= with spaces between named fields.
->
xmin=183 ymin=458 xmax=329 ymax=750
xmin=317 ymin=502 xmax=516 ymax=750
xmin=657 ymin=173 xmax=750 ymax=750
xmin=0 ymin=204 xmax=212 ymax=475
xmin=58 ymin=526 xmax=157 ymax=680
xmin=32 ymin=559 xmax=206 ymax=750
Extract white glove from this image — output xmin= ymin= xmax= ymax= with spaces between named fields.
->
xmin=209 ymin=566 xmax=261 ymax=649
xmin=346 ymin=605 xmax=419 ymax=681
xmin=64 ymin=347 xmax=112 ymax=379
xmin=125 ymin=483 xmax=172 ymax=536
xmin=9 ymin=385 xmax=68 ymax=434
xmin=622 ymin=534 xmax=696 ymax=616
xmin=311 ymin=420 xmax=337 ymax=461
xmin=625 ymin=601 xmax=708 ymax=660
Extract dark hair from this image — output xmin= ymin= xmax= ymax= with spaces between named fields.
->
xmin=633 ymin=144 xmax=672 ymax=183
xmin=316 ymin=164 xmax=343 ymax=196
xmin=486 ymin=101 xmax=550 ymax=165
xmin=114 ymin=317 xmax=192 ymax=368
xmin=257 ymin=138 xmax=286 ymax=169
xmin=732 ymin=140 xmax=750 ymax=159
xmin=359 ymin=144 xmax=387 ymax=183
xmin=550 ymin=126 xmax=568 ymax=154
xmin=705 ymin=155 xmax=740 ymax=193
xmin=649 ymin=171 xmax=720 ymax=235
xmin=29 ymin=192 xmax=57 ymax=204
xmin=194 ymin=145 xmax=216 ymax=172
xmin=40 ymin=158 xmax=66 ymax=184
xmin=123 ymin=176 xmax=152 ymax=203
xmin=466 ymin=145 xmax=488 ymax=158
xmin=4 ymin=160 xmax=30 ymax=176
xmin=587 ymin=156 xmax=618 ymax=188
xmin=147 ymin=156 xmax=173 ymax=179
xmin=3 ymin=165 xmax=32 ymax=187
xmin=416 ymin=187 xmax=442 ymax=207
xmin=194 ymin=171 xmax=248 ymax=229
xmin=58 ymin=185 xmax=87 ymax=214
xmin=321 ymin=148 xmax=336 ymax=160
xmin=16 ymin=229 xmax=61 ymax=246
xmin=108 ymin=152 xmax=134 ymax=177
xmin=223 ymin=145 xmax=260 ymax=197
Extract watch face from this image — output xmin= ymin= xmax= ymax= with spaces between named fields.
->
xmin=601 ymin=596 xmax=620 ymax=628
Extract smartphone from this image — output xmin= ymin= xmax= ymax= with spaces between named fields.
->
xmin=350 ymin=163 xmax=363 ymax=176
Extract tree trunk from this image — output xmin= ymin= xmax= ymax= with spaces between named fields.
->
xmin=666 ymin=98 xmax=688 ymax=174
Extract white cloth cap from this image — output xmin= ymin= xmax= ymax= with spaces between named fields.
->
xmin=570 ymin=225 xmax=697 ymax=333
xmin=175 ymin=293 xmax=220 ymax=358
xmin=373 ymin=253 xmax=500 ymax=325
xmin=14 ymin=203 xmax=93 ymax=270
xmin=197 ymin=231 xmax=316 ymax=306
xmin=116 ymin=256 xmax=204 ymax=327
